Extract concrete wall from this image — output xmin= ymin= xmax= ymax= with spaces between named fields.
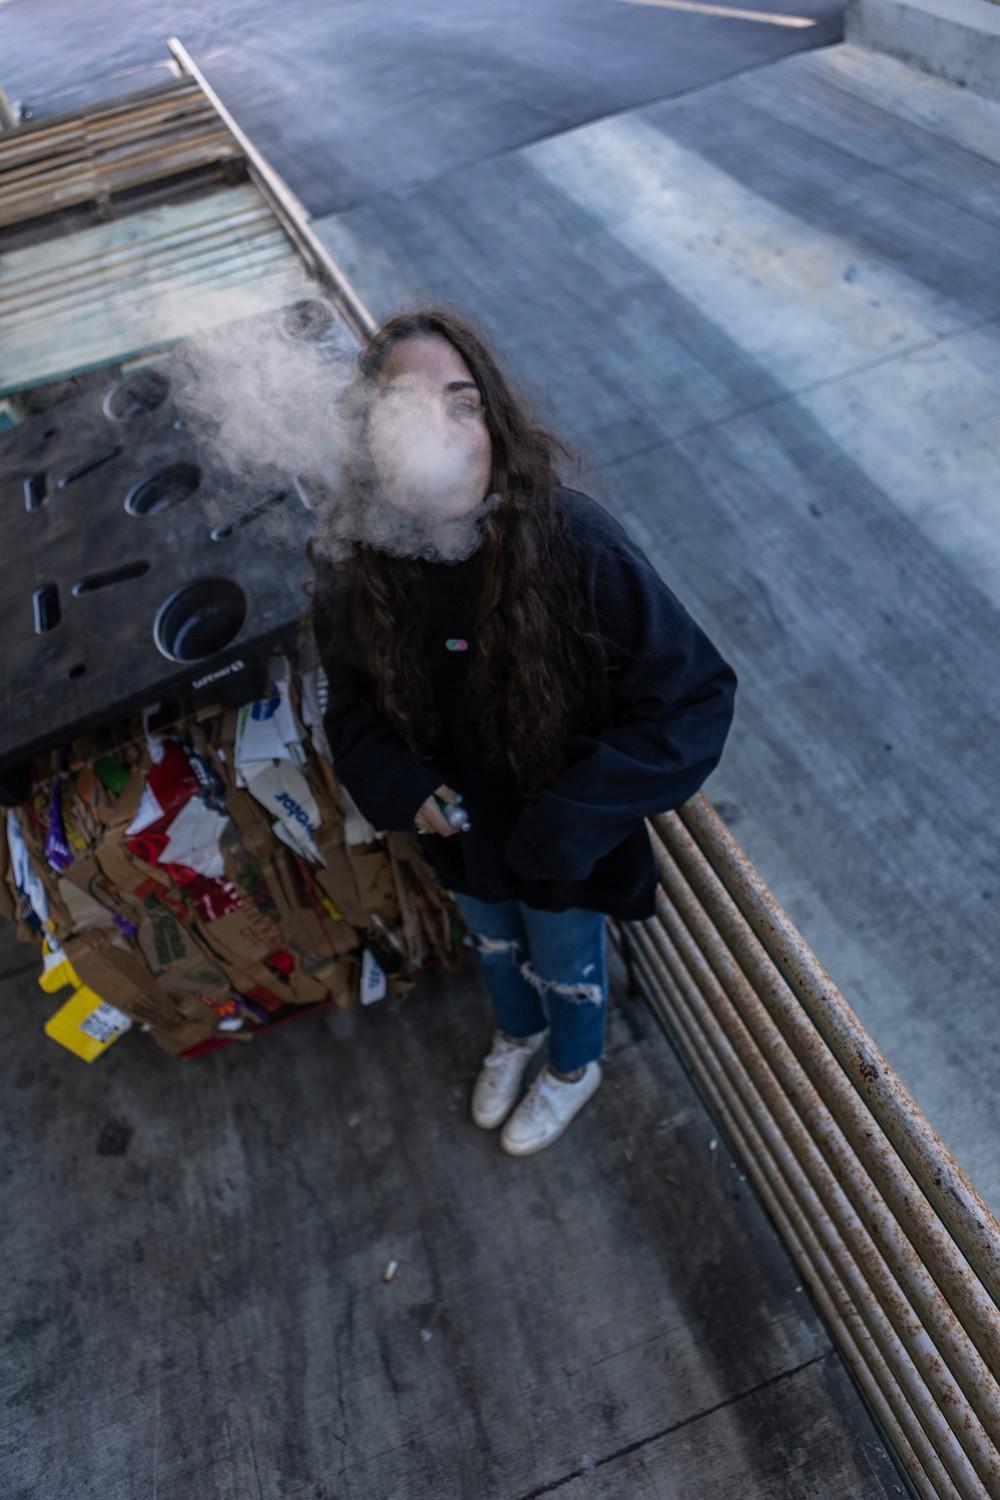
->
xmin=846 ymin=0 xmax=1000 ymax=101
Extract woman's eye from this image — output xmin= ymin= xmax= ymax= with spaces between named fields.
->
xmin=451 ymin=399 xmax=482 ymax=417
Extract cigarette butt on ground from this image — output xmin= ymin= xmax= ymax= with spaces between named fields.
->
xmin=383 ymin=1260 xmax=398 ymax=1282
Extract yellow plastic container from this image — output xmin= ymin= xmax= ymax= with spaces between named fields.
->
xmin=39 ymin=943 xmax=132 ymax=1062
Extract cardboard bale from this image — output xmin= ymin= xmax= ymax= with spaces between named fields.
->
xmin=0 ymin=813 xmax=18 ymax=928
xmin=11 ymin=801 xmax=76 ymax=942
xmin=61 ymin=848 xmax=145 ymax=928
xmin=312 ymin=824 xmax=369 ymax=928
xmin=136 ymin=904 xmax=244 ymax=1021
xmin=224 ymin=786 xmax=278 ymax=871
xmin=1 ymin=667 xmax=476 ymax=1060
xmin=0 ymin=811 xmax=43 ymax=950
xmin=94 ymin=834 xmax=180 ymax=916
xmin=70 ymin=733 xmax=148 ymax=837
xmin=346 ymin=841 xmax=399 ymax=925
xmin=307 ymin=952 xmax=359 ymax=1010
xmin=304 ymin=752 xmax=347 ymax=833
xmin=145 ymin=1014 xmax=243 ymax=1057
xmin=64 ymin=930 xmax=217 ymax=1046
xmin=56 ymin=875 xmax=116 ymax=932
xmin=386 ymin=832 xmax=466 ymax=973
xmin=263 ymin=844 xmax=359 ymax=960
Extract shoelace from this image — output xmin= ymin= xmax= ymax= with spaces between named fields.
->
xmin=521 ymin=1076 xmax=561 ymax=1122
xmin=483 ymin=1036 xmax=540 ymax=1070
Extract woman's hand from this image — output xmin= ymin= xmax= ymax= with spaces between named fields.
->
xmin=414 ymin=784 xmax=462 ymax=837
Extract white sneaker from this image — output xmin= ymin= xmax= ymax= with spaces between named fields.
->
xmin=500 ymin=1060 xmax=603 ymax=1156
xmin=471 ymin=1029 xmax=547 ymax=1129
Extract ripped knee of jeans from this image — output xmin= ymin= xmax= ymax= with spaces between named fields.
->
xmin=518 ymin=959 xmax=604 ymax=1007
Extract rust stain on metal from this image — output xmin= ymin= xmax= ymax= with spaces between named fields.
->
xmin=607 ymin=794 xmax=1000 ymax=1494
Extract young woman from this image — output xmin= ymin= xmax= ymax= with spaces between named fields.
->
xmin=306 ymin=304 xmax=738 ymax=1157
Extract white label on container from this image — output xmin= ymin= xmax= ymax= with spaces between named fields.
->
xmin=79 ymin=1002 xmax=132 ymax=1045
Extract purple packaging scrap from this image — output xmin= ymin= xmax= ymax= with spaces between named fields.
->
xmin=45 ymin=778 xmax=74 ymax=872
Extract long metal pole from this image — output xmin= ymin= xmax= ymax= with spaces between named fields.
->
xmin=646 ymin=824 xmax=1000 ymax=1445
xmin=166 ymin=36 xmax=376 ymax=343
xmin=616 ymin=921 xmax=949 ymax=1499
xmin=668 ymin=797 xmax=1000 ymax=1300
xmin=638 ymin=903 xmax=999 ymax=1493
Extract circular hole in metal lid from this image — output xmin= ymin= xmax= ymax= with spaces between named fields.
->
xmin=104 ymin=368 xmax=170 ymax=422
xmin=125 ymin=462 xmax=201 ymax=516
xmin=282 ymin=298 xmax=336 ymax=342
xmin=153 ymin=578 xmax=247 ymax=663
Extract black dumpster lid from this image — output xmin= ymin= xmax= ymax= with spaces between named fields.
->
xmin=0 ymin=359 xmax=316 ymax=774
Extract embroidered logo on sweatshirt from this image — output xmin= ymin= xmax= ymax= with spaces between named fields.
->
xmin=445 ymin=638 xmax=469 ymax=652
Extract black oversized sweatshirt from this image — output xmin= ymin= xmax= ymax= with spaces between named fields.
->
xmin=316 ymin=487 xmax=738 ymax=921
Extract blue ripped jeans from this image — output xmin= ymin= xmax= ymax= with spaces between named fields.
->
xmin=447 ymin=891 xmax=609 ymax=1074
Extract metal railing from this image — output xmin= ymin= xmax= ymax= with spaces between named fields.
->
xmin=610 ymin=794 xmax=1000 ymax=1499
xmin=167 ymin=45 xmax=1000 ymax=1493
xmin=167 ymin=36 xmax=376 ymax=345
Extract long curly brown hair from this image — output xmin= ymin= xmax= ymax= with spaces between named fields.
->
xmin=305 ymin=304 xmax=610 ymax=799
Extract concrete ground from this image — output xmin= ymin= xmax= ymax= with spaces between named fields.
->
xmin=0 ymin=0 xmax=844 ymax=217
xmin=0 ymin=922 xmax=903 ymax=1499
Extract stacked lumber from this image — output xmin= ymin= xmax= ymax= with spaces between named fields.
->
xmin=0 ymin=78 xmax=241 ymax=230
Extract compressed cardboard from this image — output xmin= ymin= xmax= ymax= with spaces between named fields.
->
xmin=13 ymin=805 xmax=75 ymax=939
xmin=1 ymin=675 xmax=465 ymax=1060
xmin=94 ymin=836 xmax=174 ymax=909
xmin=312 ymin=826 xmax=369 ymax=928
xmin=60 ymin=849 xmax=144 ymax=929
xmin=224 ymin=787 xmax=278 ymax=869
xmin=264 ymin=844 xmax=358 ymax=960
xmin=64 ymin=930 xmax=217 ymax=1046
xmin=0 ymin=821 xmax=16 ymax=927
xmin=136 ymin=906 xmax=237 ymax=1018
xmin=308 ymin=952 xmax=360 ymax=1010
xmin=192 ymin=910 xmax=290 ymax=1010
xmin=56 ymin=875 xmax=116 ymax=933
xmin=347 ymin=841 xmax=399 ymax=924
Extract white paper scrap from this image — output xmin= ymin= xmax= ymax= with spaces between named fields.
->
xmin=242 ymin=760 xmax=322 ymax=862
xmin=158 ymin=798 xmax=230 ymax=877
xmin=6 ymin=809 xmax=50 ymax=926
xmin=360 ymin=946 xmax=388 ymax=1005
xmin=234 ymin=696 xmax=288 ymax=766
xmin=126 ymin=782 xmax=165 ymax=837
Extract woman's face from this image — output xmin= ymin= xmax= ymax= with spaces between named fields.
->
xmin=367 ymin=334 xmax=493 ymax=523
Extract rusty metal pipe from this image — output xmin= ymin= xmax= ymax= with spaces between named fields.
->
xmin=637 ymin=907 xmax=1000 ymax=1494
xmin=627 ymin=919 xmax=993 ymax=1499
xmin=609 ymin=901 xmax=935 ymax=1500
xmin=166 ymin=37 xmax=376 ymax=344
xmin=624 ymin=922 xmax=983 ymax=1500
xmin=648 ymin=812 xmax=1000 ymax=1382
xmin=643 ymin=839 xmax=1000 ymax=1458
xmin=669 ymin=796 xmax=1000 ymax=1303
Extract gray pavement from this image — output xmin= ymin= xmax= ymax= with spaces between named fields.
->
xmin=0 ymin=921 xmax=903 ymax=1499
xmin=313 ymin=40 xmax=1000 ymax=1214
xmin=0 ymin=0 xmax=842 ymax=217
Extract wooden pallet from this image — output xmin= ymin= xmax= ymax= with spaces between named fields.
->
xmin=0 ymin=78 xmax=240 ymax=230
